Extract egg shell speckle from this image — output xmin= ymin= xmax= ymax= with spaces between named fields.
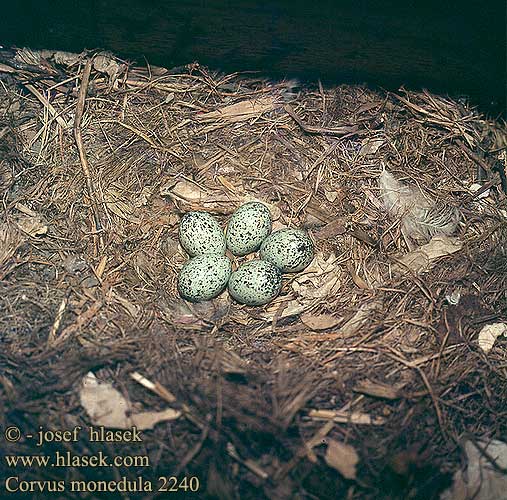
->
xmin=228 ymin=259 xmax=282 ymax=306
xmin=260 ymin=228 xmax=314 ymax=272
xmin=179 ymin=211 xmax=226 ymax=256
xmin=178 ymin=254 xmax=232 ymax=302
xmin=226 ymin=202 xmax=272 ymax=256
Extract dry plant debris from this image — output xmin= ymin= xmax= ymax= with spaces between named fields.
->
xmin=0 ymin=47 xmax=506 ymax=499
xmin=79 ymin=372 xmax=180 ymax=430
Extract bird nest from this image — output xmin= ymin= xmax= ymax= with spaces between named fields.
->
xmin=1 ymin=48 xmax=506 ymax=499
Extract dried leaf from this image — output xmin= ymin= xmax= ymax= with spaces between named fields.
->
xmin=130 ymin=409 xmax=181 ymax=430
xmin=359 ymin=138 xmax=384 ymax=156
xmin=159 ymin=296 xmax=230 ymax=328
xmin=478 ymin=323 xmax=507 ymax=353
xmin=160 ymin=178 xmax=235 ymax=210
xmin=40 ymin=49 xmax=82 ymax=66
xmin=160 ymin=179 xmax=207 ymax=202
xmin=325 ymin=439 xmax=359 ymax=479
xmin=297 ymin=252 xmax=339 ymax=277
xmin=300 ymin=312 xmax=342 ymax=330
xmin=339 ymin=302 xmax=379 ymax=339
xmin=347 ymin=263 xmax=370 ymax=289
xmin=15 ymin=215 xmax=48 ymax=237
xmin=441 ymin=440 xmax=507 ymax=500
xmin=196 ymin=96 xmax=277 ymax=122
xmin=292 ymin=252 xmax=342 ymax=299
xmin=393 ymin=236 xmax=463 ymax=275
xmin=324 ymin=189 xmax=339 ymax=202
xmin=63 ymin=254 xmax=88 ymax=274
xmin=262 ymin=299 xmax=311 ymax=321
xmin=79 ymin=372 xmax=180 ymax=430
xmin=292 ymin=275 xmax=340 ymax=300
xmin=93 ymin=52 xmax=124 ymax=79
xmin=160 ymin=181 xmax=281 ymax=221
xmin=469 ymin=182 xmax=491 ymax=200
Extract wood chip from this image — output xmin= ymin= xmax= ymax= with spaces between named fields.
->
xmin=313 ymin=218 xmax=347 ymax=239
xmin=309 ymin=409 xmax=386 ymax=425
xmin=353 ymin=379 xmax=402 ymax=400
xmin=325 ymin=439 xmax=359 ymax=479
xmin=300 ymin=312 xmax=342 ymax=330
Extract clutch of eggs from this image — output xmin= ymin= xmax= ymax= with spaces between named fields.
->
xmin=176 ymin=202 xmax=314 ymax=304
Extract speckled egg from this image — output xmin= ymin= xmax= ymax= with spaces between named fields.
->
xmin=226 ymin=202 xmax=272 ymax=256
xmin=178 ymin=254 xmax=232 ymax=302
xmin=228 ymin=260 xmax=282 ymax=306
xmin=178 ymin=211 xmax=226 ymax=257
xmin=260 ymin=228 xmax=314 ymax=272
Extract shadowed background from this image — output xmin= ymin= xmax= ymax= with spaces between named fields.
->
xmin=2 ymin=0 xmax=505 ymax=116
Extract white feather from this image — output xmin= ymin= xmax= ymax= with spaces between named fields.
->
xmin=378 ymin=170 xmax=459 ymax=241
